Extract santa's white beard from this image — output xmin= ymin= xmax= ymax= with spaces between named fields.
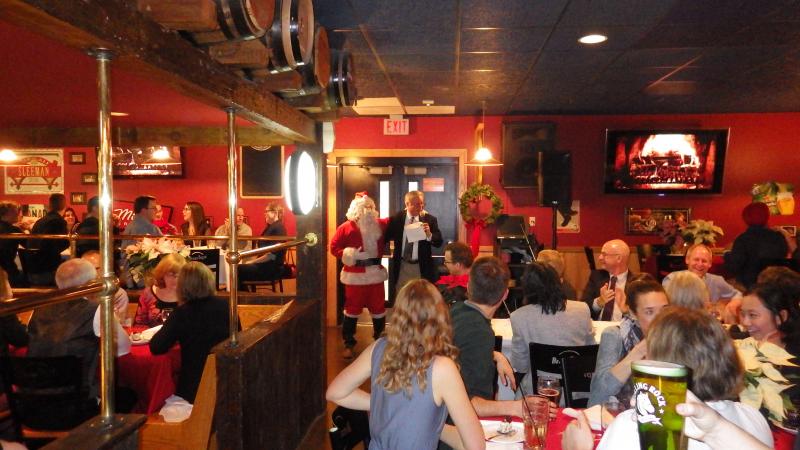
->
xmin=356 ymin=211 xmax=381 ymax=257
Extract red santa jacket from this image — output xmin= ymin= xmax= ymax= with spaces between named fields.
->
xmin=330 ymin=218 xmax=389 ymax=285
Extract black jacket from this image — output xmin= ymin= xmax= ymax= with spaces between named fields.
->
xmin=725 ymin=225 xmax=789 ymax=289
xmin=29 ymin=211 xmax=69 ymax=273
xmin=385 ymin=211 xmax=443 ymax=284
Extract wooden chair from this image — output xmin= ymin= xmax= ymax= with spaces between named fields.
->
xmin=528 ymin=342 xmax=599 ymax=398
xmin=655 ymin=255 xmax=686 ymax=281
xmin=0 ymin=356 xmax=97 ymax=444
xmin=127 ymin=302 xmax=139 ymax=323
xmin=139 ymin=354 xmax=217 ymax=450
xmin=558 ymin=345 xmax=600 ymax=408
xmin=328 ymin=406 xmax=370 ymax=450
xmin=583 ymin=246 xmax=596 ymax=271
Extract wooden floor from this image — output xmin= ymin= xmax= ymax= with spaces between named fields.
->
xmin=296 ymin=320 xmax=377 ymax=450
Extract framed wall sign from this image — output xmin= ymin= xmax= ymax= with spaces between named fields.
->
xmin=69 ymin=152 xmax=86 ymax=165
xmin=240 ymin=146 xmax=283 ymax=198
xmin=624 ymin=207 xmax=691 ymax=236
xmin=4 ymin=148 xmax=64 ymax=194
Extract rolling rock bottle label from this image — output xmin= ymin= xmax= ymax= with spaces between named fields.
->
xmin=634 ymin=382 xmax=667 ymax=426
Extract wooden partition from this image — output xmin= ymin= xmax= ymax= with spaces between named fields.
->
xmin=213 ymin=299 xmax=324 ymax=450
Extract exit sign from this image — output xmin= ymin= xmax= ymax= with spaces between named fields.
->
xmin=383 ymin=118 xmax=409 ymax=135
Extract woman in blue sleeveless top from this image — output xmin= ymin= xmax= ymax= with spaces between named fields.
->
xmin=327 ymin=279 xmax=485 ymax=450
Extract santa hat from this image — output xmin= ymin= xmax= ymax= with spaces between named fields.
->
xmin=346 ymin=192 xmax=375 ymax=221
xmin=742 ymin=202 xmax=769 ymax=226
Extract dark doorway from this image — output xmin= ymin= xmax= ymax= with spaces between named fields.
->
xmin=335 ymin=157 xmax=459 ymax=323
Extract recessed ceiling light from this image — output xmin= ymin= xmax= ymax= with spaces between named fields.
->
xmin=110 ymin=111 xmax=129 ymax=117
xmin=578 ymin=34 xmax=608 ymax=45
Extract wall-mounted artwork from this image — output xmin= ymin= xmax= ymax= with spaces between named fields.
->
xmin=240 ymin=146 xmax=283 ymax=198
xmin=112 ymin=146 xmax=184 ymax=178
xmin=4 ymin=148 xmax=64 ymax=194
xmin=70 ymin=192 xmax=87 ymax=205
xmin=625 ymin=207 xmax=691 ymax=236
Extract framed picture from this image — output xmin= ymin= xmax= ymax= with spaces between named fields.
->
xmin=4 ymin=148 xmax=64 ymax=195
xmin=111 ymin=146 xmax=184 ymax=178
xmin=70 ymin=192 xmax=87 ymax=205
xmin=81 ymin=172 xmax=97 ymax=185
xmin=624 ymin=207 xmax=691 ymax=236
xmin=501 ymin=122 xmax=556 ymax=188
xmin=779 ymin=225 xmax=797 ymax=237
xmin=69 ymin=152 xmax=86 ymax=165
xmin=240 ymin=145 xmax=283 ymax=198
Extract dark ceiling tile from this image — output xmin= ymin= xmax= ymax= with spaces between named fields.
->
xmin=367 ymin=28 xmax=456 ymax=54
xmin=338 ymin=32 xmax=372 ymax=54
xmin=459 ymin=52 xmax=537 ymax=72
xmin=536 ymin=50 xmax=621 ymax=70
xmin=460 ymin=0 xmax=569 ymax=28
xmin=351 ymin=0 xmax=457 ymax=29
xmin=720 ymin=22 xmax=800 ymax=47
xmin=461 ymin=28 xmax=550 ymax=53
xmin=610 ymin=48 xmax=702 ymax=68
xmin=393 ymin=72 xmax=456 ymax=90
xmin=634 ymin=24 xmax=734 ymax=49
xmin=596 ymin=67 xmax=673 ymax=86
xmin=459 ymin=70 xmax=527 ymax=87
xmin=313 ymin=1 xmax=360 ymax=30
xmin=381 ymin=54 xmax=455 ymax=72
xmin=350 ymin=54 xmax=382 ymax=73
xmin=559 ymin=0 xmax=680 ymax=27
xmin=658 ymin=0 xmax=790 ymax=25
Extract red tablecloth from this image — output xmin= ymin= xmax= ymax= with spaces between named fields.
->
xmin=487 ymin=409 xmax=796 ymax=449
xmin=117 ymin=341 xmax=181 ymax=414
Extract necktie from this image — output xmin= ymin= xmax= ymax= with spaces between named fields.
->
xmin=600 ymin=275 xmax=618 ymax=321
xmin=403 ymin=216 xmax=416 ymax=261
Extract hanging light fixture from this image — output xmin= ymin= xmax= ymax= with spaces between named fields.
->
xmin=465 ymin=101 xmax=502 ymax=183
xmin=0 ymin=149 xmax=19 ymax=164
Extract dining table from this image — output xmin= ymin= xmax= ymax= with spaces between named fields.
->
xmin=116 ymin=327 xmax=181 ymax=414
xmin=483 ymin=408 xmax=796 ymax=449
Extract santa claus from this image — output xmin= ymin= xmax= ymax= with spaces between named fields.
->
xmin=330 ymin=192 xmax=389 ymax=359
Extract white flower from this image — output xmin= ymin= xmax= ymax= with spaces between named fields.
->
xmin=736 ymin=337 xmax=798 ymax=421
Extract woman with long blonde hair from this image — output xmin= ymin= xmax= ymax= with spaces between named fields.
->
xmin=326 ymin=279 xmax=484 ymax=450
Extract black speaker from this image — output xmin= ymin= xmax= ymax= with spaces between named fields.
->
xmin=538 ymin=151 xmax=571 ymax=206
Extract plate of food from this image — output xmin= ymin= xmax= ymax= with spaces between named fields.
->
xmin=480 ymin=419 xmax=524 ymax=443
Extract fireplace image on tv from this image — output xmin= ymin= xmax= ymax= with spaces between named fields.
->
xmin=604 ymin=129 xmax=728 ymax=194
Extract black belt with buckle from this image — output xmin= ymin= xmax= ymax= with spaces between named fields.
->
xmin=355 ymin=258 xmax=382 ymax=267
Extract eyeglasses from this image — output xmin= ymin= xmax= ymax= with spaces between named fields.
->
xmin=444 ymin=260 xmax=454 ymax=264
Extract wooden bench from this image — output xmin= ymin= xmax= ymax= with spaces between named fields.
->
xmin=138 ymin=354 xmax=217 ymax=450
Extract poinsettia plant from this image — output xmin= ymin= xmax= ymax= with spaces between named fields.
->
xmin=680 ymin=219 xmax=724 ymax=245
xmin=736 ymin=337 xmax=799 ymax=422
xmin=124 ymin=237 xmax=190 ymax=284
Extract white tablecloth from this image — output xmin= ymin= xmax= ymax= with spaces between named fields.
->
xmin=490 ymin=318 xmax=619 ymax=400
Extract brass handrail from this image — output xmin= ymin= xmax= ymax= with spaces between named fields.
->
xmin=0 ymin=233 xmax=296 ymax=241
xmin=236 ymin=239 xmax=308 ymax=260
xmin=0 ymin=281 xmax=104 ymax=316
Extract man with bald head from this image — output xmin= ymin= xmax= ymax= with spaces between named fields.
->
xmin=581 ymin=239 xmax=633 ymax=320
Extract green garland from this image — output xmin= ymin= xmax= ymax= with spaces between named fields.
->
xmin=459 ymin=183 xmax=504 ymax=225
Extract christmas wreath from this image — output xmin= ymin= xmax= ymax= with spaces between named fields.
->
xmin=459 ymin=183 xmax=504 ymax=255
xmin=459 ymin=183 xmax=504 ymax=225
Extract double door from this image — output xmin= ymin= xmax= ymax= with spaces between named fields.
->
xmin=335 ymin=157 xmax=459 ymax=319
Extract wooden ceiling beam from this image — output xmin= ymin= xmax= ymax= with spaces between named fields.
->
xmin=0 ymin=0 xmax=316 ymax=143
xmin=0 ymin=127 xmax=293 ymax=147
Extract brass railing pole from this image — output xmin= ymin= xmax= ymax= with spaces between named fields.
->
xmin=225 ymin=107 xmax=239 ymax=347
xmin=94 ymin=48 xmax=116 ymax=422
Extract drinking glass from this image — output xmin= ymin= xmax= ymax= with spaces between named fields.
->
xmin=601 ymin=397 xmax=624 ymax=431
xmin=536 ymin=376 xmax=562 ymax=410
xmin=631 ymin=360 xmax=688 ymax=450
xmin=160 ymin=308 xmax=174 ymax=324
xmin=522 ymin=395 xmax=549 ymax=450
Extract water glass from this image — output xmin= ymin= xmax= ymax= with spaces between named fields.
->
xmin=160 ymin=308 xmax=174 ymax=324
xmin=522 ymin=395 xmax=549 ymax=450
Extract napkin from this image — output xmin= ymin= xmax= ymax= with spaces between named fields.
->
xmin=140 ymin=324 xmax=163 ymax=341
xmin=562 ymin=405 xmax=607 ymax=431
xmin=159 ymin=395 xmax=193 ymax=423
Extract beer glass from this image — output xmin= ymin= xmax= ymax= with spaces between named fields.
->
xmin=631 ymin=360 xmax=688 ymax=450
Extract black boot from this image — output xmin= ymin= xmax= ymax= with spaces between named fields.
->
xmin=342 ymin=316 xmax=358 ymax=359
xmin=372 ymin=316 xmax=386 ymax=340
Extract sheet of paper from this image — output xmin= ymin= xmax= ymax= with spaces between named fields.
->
xmin=404 ymin=221 xmax=427 ymax=243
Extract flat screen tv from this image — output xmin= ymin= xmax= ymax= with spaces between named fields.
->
xmin=604 ymin=129 xmax=728 ymax=194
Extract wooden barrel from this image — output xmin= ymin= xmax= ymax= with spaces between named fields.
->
xmin=327 ymin=50 xmax=356 ymax=107
xmin=277 ymin=25 xmax=331 ymax=98
xmin=190 ymin=0 xmax=275 ymax=45
xmin=266 ymin=0 xmax=315 ymax=72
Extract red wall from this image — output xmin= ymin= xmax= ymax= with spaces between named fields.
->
xmin=1 ymin=146 xmax=297 ymax=236
xmin=333 ymin=113 xmax=800 ymax=248
xmin=4 ymin=112 xmax=798 ymax=249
